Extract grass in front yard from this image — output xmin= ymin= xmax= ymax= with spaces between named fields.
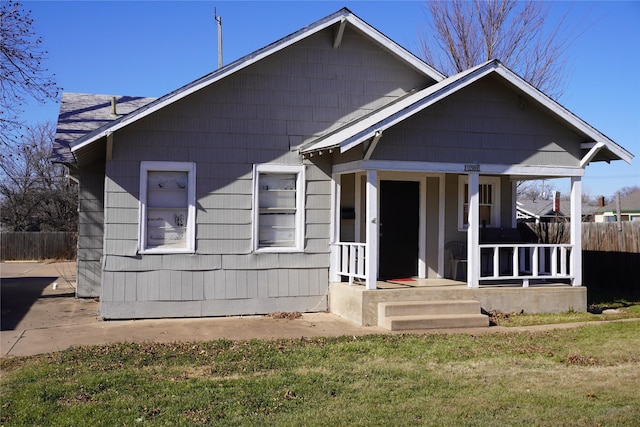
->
xmin=2 ymin=322 xmax=639 ymax=426
xmin=490 ymin=301 xmax=640 ymax=327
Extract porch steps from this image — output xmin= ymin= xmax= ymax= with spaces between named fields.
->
xmin=377 ymin=300 xmax=489 ymax=331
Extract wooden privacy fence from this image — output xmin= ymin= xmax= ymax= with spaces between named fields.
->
xmin=0 ymin=232 xmax=77 ymax=261
xmin=581 ymin=222 xmax=640 ymax=253
xmin=522 ymin=222 xmax=640 ymax=253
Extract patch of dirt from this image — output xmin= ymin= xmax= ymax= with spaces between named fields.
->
xmin=267 ymin=312 xmax=302 ymax=320
xmin=487 ymin=310 xmax=524 ymax=326
xmin=565 ymin=354 xmax=598 ymax=366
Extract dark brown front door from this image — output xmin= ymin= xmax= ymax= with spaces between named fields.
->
xmin=378 ymin=180 xmax=419 ymax=279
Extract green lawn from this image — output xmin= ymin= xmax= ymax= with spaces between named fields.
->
xmin=2 ymin=321 xmax=639 ymax=426
xmin=490 ymin=301 xmax=640 ymax=327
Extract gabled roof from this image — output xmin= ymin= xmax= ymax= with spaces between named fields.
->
xmin=53 ymin=93 xmax=155 ymax=164
xmin=595 ymin=190 xmax=640 ymax=214
xmin=517 ymin=197 xmax=599 ymax=220
xmin=300 ymin=60 xmax=633 ymax=167
xmin=65 ymin=8 xmax=444 ymax=166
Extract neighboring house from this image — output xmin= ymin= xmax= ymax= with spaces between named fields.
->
xmin=517 ymin=197 xmax=600 ymax=223
xmin=594 ymin=190 xmax=640 ymax=222
xmin=53 ymin=9 xmax=632 ymax=323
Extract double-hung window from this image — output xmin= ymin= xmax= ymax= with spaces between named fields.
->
xmin=458 ymin=176 xmax=500 ymax=230
xmin=253 ymin=164 xmax=305 ymax=252
xmin=139 ymin=161 xmax=196 ymax=253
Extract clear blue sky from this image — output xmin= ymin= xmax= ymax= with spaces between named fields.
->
xmin=21 ymin=0 xmax=640 ymax=199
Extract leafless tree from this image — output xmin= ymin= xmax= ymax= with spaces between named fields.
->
xmin=516 ymin=179 xmax=559 ymax=202
xmin=615 ymin=185 xmax=640 ymax=199
xmin=0 ymin=122 xmax=77 ymax=231
xmin=418 ymin=0 xmax=583 ymax=99
xmin=1 ymin=0 xmax=61 ymax=145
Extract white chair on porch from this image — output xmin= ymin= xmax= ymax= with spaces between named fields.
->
xmin=445 ymin=241 xmax=467 ymax=281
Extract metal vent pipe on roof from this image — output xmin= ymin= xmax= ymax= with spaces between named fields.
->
xmin=214 ymin=8 xmax=222 ymax=69
xmin=111 ymin=97 xmax=117 ymax=116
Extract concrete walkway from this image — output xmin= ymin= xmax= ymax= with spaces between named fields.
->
xmin=1 ymin=262 xmax=636 ymax=358
xmin=2 ymin=262 xmax=394 ymax=357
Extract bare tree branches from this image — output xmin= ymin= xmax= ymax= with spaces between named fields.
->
xmin=1 ymin=0 xmax=61 ymax=145
xmin=0 ymin=122 xmax=77 ymax=231
xmin=419 ymin=0 xmax=582 ymax=99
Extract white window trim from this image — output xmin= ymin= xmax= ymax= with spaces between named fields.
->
xmin=138 ymin=161 xmax=196 ymax=254
xmin=458 ymin=175 xmax=501 ymax=231
xmin=253 ymin=164 xmax=305 ymax=253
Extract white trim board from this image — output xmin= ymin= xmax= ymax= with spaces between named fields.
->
xmin=332 ymin=160 xmax=585 ymax=177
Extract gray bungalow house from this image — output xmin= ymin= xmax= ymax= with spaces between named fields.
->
xmin=54 ymin=9 xmax=632 ymax=325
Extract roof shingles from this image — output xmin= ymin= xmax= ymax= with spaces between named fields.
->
xmin=52 ymin=93 xmax=155 ymax=164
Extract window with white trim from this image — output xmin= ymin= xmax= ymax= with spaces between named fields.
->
xmin=139 ymin=161 xmax=196 ymax=253
xmin=458 ymin=176 xmax=501 ymax=230
xmin=253 ymin=164 xmax=305 ymax=252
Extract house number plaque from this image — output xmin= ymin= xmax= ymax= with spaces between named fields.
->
xmin=464 ymin=164 xmax=480 ymax=172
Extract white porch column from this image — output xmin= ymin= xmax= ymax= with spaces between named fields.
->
xmin=467 ymin=172 xmax=480 ymax=288
xmin=438 ymin=175 xmax=446 ymax=278
xmin=329 ymin=173 xmax=341 ymax=282
xmin=365 ymin=170 xmax=378 ymax=290
xmin=354 ymin=173 xmax=362 ymax=243
xmin=570 ymin=176 xmax=582 ymax=286
xmin=418 ymin=176 xmax=427 ymax=279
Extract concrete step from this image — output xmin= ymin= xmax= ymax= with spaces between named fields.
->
xmin=380 ymin=313 xmax=490 ymax=331
xmin=377 ymin=300 xmax=489 ymax=331
xmin=378 ymin=300 xmax=481 ymax=317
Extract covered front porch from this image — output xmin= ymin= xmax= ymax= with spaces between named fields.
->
xmin=325 ymin=166 xmax=586 ymax=328
xmin=328 ymin=167 xmax=584 ymax=291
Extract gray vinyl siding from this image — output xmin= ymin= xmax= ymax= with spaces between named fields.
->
xmin=372 ymin=75 xmax=583 ymax=166
xmin=100 ymin=25 xmax=420 ymax=318
xmin=76 ymin=159 xmax=105 ymax=298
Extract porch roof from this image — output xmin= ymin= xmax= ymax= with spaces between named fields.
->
xmin=299 ymin=60 xmax=633 ymax=166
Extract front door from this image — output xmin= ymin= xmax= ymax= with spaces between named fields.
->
xmin=378 ymin=180 xmax=419 ymax=279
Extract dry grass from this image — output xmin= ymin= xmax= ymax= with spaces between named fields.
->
xmin=2 ymin=322 xmax=639 ymax=426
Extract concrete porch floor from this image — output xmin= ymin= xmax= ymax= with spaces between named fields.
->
xmin=329 ymin=278 xmax=586 ymax=327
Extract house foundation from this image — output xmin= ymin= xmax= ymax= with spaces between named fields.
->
xmin=329 ymin=280 xmax=587 ymax=327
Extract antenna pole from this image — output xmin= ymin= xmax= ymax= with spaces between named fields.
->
xmin=214 ymin=8 xmax=222 ymax=69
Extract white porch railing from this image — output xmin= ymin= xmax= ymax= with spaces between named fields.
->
xmin=478 ymin=243 xmax=573 ymax=287
xmin=334 ymin=242 xmax=367 ymax=284
xmin=333 ymin=242 xmax=572 ymax=288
